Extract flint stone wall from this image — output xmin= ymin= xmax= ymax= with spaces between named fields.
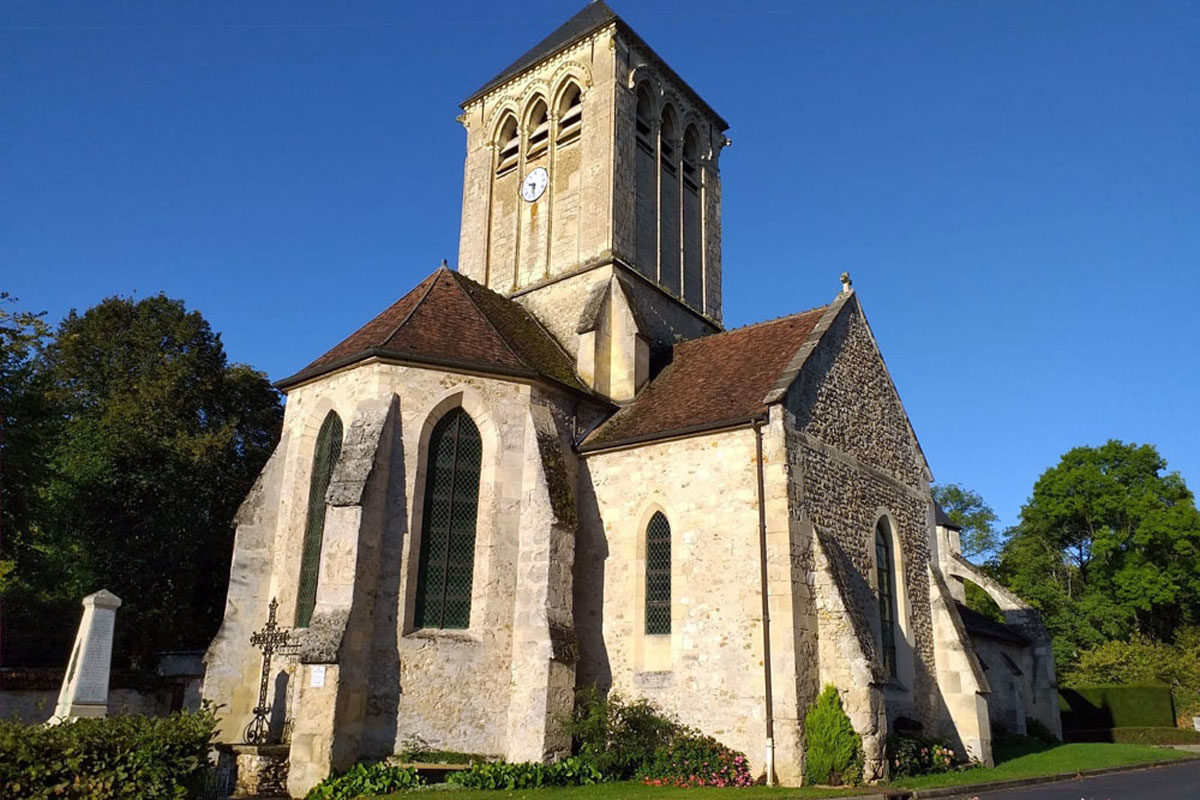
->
xmin=783 ymin=299 xmax=941 ymax=777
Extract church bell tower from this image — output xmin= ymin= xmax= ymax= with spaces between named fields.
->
xmin=456 ymin=2 xmax=728 ymax=399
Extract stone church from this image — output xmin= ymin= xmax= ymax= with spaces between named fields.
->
xmin=203 ymin=3 xmax=1060 ymax=793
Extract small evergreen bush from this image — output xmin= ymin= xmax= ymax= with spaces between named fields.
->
xmin=305 ymin=762 xmax=423 ymax=800
xmin=804 ymin=685 xmax=863 ymax=786
xmin=636 ymin=731 xmax=753 ymax=788
xmin=568 ymin=685 xmax=680 ymax=779
xmin=446 ymin=757 xmax=603 ymax=790
xmin=886 ymin=733 xmax=957 ymax=777
xmin=0 ymin=708 xmax=217 ymax=800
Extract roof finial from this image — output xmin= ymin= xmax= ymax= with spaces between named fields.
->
xmin=840 ymin=272 xmax=852 ymax=294
xmin=440 ymin=258 xmax=449 ymax=269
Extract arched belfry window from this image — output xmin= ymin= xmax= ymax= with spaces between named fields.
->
xmin=496 ymin=114 xmax=519 ymax=176
xmin=296 ymin=411 xmax=343 ymax=628
xmin=557 ymin=82 xmax=582 ymax=144
xmin=526 ymin=98 xmax=550 ymax=159
xmin=645 ymin=512 xmax=672 ymax=635
xmin=875 ymin=519 xmax=899 ymax=679
xmin=414 ymin=407 xmax=482 ymax=630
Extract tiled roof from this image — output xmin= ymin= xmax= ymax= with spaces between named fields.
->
xmin=581 ymin=305 xmax=831 ymax=449
xmin=956 ymin=602 xmax=1030 ymax=646
xmin=276 ymin=267 xmax=588 ymax=393
xmin=463 ymin=1 xmax=619 ymax=106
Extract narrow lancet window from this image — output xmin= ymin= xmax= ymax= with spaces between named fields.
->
xmin=876 ymin=519 xmax=899 ymax=679
xmin=645 ymin=512 xmax=672 ymax=635
xmin=414 ymin=408 xmax=482 ymax=630
xmin=296 ymin=411 xmax=343 ymax=628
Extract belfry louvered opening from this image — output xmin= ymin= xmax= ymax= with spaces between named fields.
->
xmin=296 ymin=411 xmax=343 ymax=628
xmin=414 ymin=407 xmax=483 ymax=630
xmin=645 ymin=511 xmax=672 ymax=635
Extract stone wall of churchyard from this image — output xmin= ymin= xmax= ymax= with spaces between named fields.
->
xmin=783 ymin=299 xmax=941 ymax=772
xmin=578 ymin=429 xmax=776 ymax=777
xmin=205 ymin=360 xmax=595 ymax=766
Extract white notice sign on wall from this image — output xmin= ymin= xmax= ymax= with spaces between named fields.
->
xmin=310 ymin=665 xmax=326 ymax=687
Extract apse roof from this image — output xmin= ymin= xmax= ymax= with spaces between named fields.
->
xmin=956 ymin=602 xmax=1030 ymax=646
xmin=275 ymin=267 xmax=588 ymax=394
xmin=580 ymin=303 xmax=835 ymax=450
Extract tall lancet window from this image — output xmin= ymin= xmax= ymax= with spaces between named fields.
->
xmin=296 ymin=411 xmax=343 ymax=628
xmin=645 ymin=512 xmax=672 ymax=635
xmin=415 ymin=408 xmax=482 ymax=630
xmin=876 ymin=519 xmax=899 ymax=679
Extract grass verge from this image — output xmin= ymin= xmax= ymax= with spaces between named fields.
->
xmin=887 ymin=740 xmax=1191 ymax=790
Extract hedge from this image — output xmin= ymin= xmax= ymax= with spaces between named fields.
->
xmin=1058 ymin=685 xmax=1175 ymax=730
xmin=1064 ymin=726 xmax=1200 ymax=745
xmin=0 ymin=709 xmax=217 ymax=800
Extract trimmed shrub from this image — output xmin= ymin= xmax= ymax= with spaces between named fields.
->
xmin=1059 ymin=685 xmax=1175 ymax=730
xmin=636 ymin=732 xmax=753 ymax=788
xmin=1174 ymin=690 xmax=1200 ymax=729
xmin=568 ymin=686 xmax=680 ymax=780
xmin=0 ymin=708 xmax=217 ymax=800
xmin=1064 ymin=727 xmax=1200 ymax=745
xmin=446 ymin=757 xmax=603 ymax=790
xmin=804 ymin=685 xmax=863 ymax=786
xmin=305 ymin=762 xmax=423 ymax=799
xmin=886 ymin=734 xmax=957 ymax=777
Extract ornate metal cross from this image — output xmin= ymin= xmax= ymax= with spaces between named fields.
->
xmin=244 ymin=597 xmax=293 ymax=745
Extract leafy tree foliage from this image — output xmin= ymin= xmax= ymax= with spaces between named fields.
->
xmin=996 ymin=441 xmax=1200 ymax=671
xmin=0 ymin=295 xmax=54 ymax=594
xmin=2 ymin=295 xmax=281 ymax=668
xmin=932 ymin=483 xmax=1001 ymax=559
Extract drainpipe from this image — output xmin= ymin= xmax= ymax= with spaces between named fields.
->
xmin=752 ymin=415 xmax=776 ymax=786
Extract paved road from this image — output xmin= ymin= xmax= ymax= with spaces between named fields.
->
xmin=942 ymin=760 xmax=1200 ymax=800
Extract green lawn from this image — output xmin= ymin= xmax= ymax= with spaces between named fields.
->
xmin=888 ymin=740 xmax=1191 ymax=791
xmin=375 ymin=741 xmax=1192 ymax=799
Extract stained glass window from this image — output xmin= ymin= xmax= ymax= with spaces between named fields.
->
xmin=296 ymin=411 xmax=343 ymax=628
xmin=876 ymin=520 xmax=898 ymax=679
xmin=414 ymin=408 xmax=482 ymax=630
xmin=645 ymin=512 xmax=672 ymax=635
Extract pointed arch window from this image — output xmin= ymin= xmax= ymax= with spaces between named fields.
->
xmin=876 ymin=519 xmax=899 ymax=679
xmin=645 ymin=512 xmax=672 ymax=635
xmin=296 ymin=411 xmax=343 ymax=628
xmin=414 ymin=407 xmax=482 ymax=630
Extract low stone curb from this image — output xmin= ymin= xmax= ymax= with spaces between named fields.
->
xmin=880 ymin=753 xmax=1200 ymax=799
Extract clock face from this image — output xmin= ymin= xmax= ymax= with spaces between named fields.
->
xmin=520 ymin=167 xmax=549 ymax=202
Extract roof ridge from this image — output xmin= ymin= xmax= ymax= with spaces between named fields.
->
xmin=678 ymin=302 xmax=830 ymax=349
xmin=446 ymin=269 xmax=530 ymax=370
xmin=380 ymin=268 xmax=445 ymax=346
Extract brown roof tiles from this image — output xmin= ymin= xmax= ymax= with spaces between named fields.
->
xmin=581 ymin=305 xmax=831 ymax=449
xmin=276 ymin=267 xmax=588 ymax=393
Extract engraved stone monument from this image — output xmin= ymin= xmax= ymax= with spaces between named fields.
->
xmin=51 ymin=589 xmax=122 ymax=722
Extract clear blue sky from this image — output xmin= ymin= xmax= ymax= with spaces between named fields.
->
xmin=3 ymin=1 xmax=1198 ymax=531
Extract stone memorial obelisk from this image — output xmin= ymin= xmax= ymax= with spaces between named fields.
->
xmin=51 ymin=589 xmax=122 ymax=722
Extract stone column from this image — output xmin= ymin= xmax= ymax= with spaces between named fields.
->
xmin=53 ymin=589 xmax=121 ymax=722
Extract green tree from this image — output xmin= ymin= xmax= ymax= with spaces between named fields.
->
xmin=932 ymin=483 xmax=1001 ymax=559
xmin=997 ymin=440 xmax=1200 ymax=671
xmin=3 ymin=295 xmax=282 ymax=667
xmin=0 ymin=295 xmax=55 ymax=659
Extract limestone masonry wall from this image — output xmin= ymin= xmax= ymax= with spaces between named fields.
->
xmin=579 ymin=430 xmax=771 ymax=776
